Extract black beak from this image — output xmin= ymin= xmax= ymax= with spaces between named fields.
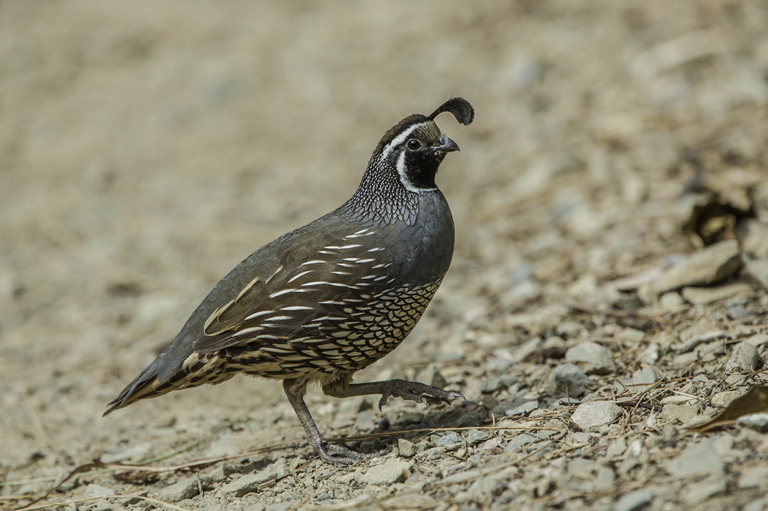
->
xmin=434 ymin=135 xmax=459 ymax=153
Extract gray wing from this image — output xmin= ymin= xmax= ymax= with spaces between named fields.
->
xmin=192 ymin=223 xmax=396 ymax=353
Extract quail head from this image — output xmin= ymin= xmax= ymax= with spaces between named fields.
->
xmin=105 ymin=97 xmax=475 ymax=464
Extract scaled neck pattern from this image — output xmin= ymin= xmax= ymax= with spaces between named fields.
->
xmin=339 ymin=155 xmax=426 ymax=228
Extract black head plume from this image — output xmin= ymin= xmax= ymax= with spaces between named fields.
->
xmin=428 ymin=97 xmax=474 ymax=126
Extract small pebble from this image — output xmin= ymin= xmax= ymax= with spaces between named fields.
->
xmin=571 ymin=401 xmax=622 ymax=429
xmin=505 ymin=400 xmax=539 ymax=416
xmin=615 ymin=488 xmax=654 ymax=511
xmin=436 ymin=432 xmax=462 ymax=447
xmin=711 ymin=390 xmax=741 ymax=408
xmin=566 ymin=342 xmax=616 ymax=375
xmin=547 ymin=363 xmax=589 ymax=397
xmin=361 ymin=458 xmax=412 ymax=485
xmin=668 ymin=440 xmax=724 ymax=478
xmin=726 ymin=342 xmax=760 ymax=373
xmin=466 ymin=429 xmax=491 ymax=445
xmin=397 ymin=438 xmax=417 ymax=458
xmin=158 ymin=476 xmax=199 ymax=503
xmin=737 ymin=413 xmax=768 ymax=433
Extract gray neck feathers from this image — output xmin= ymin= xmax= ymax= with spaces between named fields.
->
xmin=339 ymin=155 xmax=422 ymax=227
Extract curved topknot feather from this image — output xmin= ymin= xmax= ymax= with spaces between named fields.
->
xmin=428 ymin=97 xmax=474 ymax=126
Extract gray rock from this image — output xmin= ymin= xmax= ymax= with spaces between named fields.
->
xmin=746 ymin=333 xmax=768 ymax=347
xmin=505 ymin=400 xmax=539 ymax=416
xmin=737 ymin=218 xmax=768 ymax=258
xmin=681 ymin=283 xmax=753 ymax=305
xmin=641 ymin=343 xmax=660 ymax=365
xmin=383 ymin=494 xmax=439 ymax=509
xmin=481 ymin=375 xmax=513 ymax=393
xmin=219 ymin=458 xmax=287 ymax=497
xmin=746 ymin=500 xmax=768 ymax=511
xmin=682 ymin=475 xmax=727 ymax=506
xmin=662 ymin=403 xmax=698 ymax=425
xmin=466 ymin=429 xmax=491 ymax=445
xmin=397 ymin=438 xmax=417 ymax=457
xmin=567 ymin=458 xmax=599 ymax=479
xmin=158 ymin=476 xmax=199 ymax=502
xmin=436 ymin=432 xmax=462 ymax=447
xmin=478 ymin=437 xmax=502 ymax=451
xmin=265 ymin=503 xmax=297 ymax=511
xmin=737 ymin=412 xmax=768 ymax=433
xmin=631 ymin=366 xmax=657 ymax=391
xmin=511 ymin=337 xmax=547 ymax=362
xmin=726 ymin=342 xmax=760 ymax=373
xmin=668 ymin=439 xmax=724 ymax=478
xmin=711 ymin=390 xmax=741 ymax=407
xmin=571 ymin=401 xmax=622 ymax=429
xmin=659 ymin=291 xmax=685 ymax=310
xmin=588 ymin=466 xmax=616 ymax=492
xmin=615 ymin=489 xmax=654 ymax=511
xmin=500 ymin=279 xmax=541 ymax=310
xmin=203 ymin=465 xmax=229 ymax=483
xmin=360 ymin=458 xmax=412 ymax=485
xmin=640 ymin=240 xmax=742 ymax=298
xmin=605 ymin=437 xmax=627 ymax=459
xmin=547 ymin=363 xmax=589 ymax=397
xmin=739 ymin=466 xmax=768 ymax=489
xmin=616 ymin=328 xmax=646 ymax=342
xmin=746 ymin=258 xmax=768 ymax=290
xmin=457 ymin=475 xmax=505 ymax=504
xmin=566 ymin=342 xmax=615 ymax=375
xmin=504 ymin=433 xmax=538 ymax=452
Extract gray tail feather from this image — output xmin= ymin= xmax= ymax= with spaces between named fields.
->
xmin=103 ymin=349 xmax=187 ymax=416
xmin=104 ymin=363 xmax=164 ymax=416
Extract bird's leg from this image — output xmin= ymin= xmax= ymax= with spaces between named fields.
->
xmin=323 ymin=378 xmax=465 ymax=411
xmin=282 ymin=379 xmax=377 ymax=464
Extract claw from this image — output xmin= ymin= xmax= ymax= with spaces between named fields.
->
xmin=316 ymin=442 xmax=380 ymax=465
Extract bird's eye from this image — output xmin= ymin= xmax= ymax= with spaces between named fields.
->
xmin=406 ymin=139 xmax=422 ymax=151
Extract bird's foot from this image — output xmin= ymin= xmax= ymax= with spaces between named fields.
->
xmin=377 ymin=379 xmax=465 ymax=411
xmin=315 ymin=441 xmax=383 ymax=465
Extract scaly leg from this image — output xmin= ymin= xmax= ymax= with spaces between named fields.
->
xmin=282 ymin=379 xmax=377 ymax=464
xmin=323 ymin=378 xmax=465 ymax=411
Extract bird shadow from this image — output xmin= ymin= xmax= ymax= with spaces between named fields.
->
xmin=339 ymin=399 xmax=490 ymax=455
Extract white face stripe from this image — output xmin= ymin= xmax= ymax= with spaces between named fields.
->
xmin=396 ymin=150 xmax=437 ymax=193
xmin=380 ymin=122 xmax=428 ymax=160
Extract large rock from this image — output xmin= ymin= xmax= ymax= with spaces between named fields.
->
xmin=639 ymin=240 xmax=741 ymax=300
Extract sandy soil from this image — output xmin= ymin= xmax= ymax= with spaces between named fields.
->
xmin=2 ymin=1 xmax=768 ymax=510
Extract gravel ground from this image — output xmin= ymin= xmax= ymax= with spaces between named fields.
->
xmin=2 ymin=2 xmax=768 ymax=510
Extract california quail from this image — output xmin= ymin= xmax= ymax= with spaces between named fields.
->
xmin=104 ymin=97 xmax=475 ymax=464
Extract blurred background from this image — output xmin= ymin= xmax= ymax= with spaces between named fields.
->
xmin=1 ymin=0 xmax=767 ymax=506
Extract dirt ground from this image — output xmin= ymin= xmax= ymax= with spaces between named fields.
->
xmin=2 ymin=1 xmax=768 ymax=510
